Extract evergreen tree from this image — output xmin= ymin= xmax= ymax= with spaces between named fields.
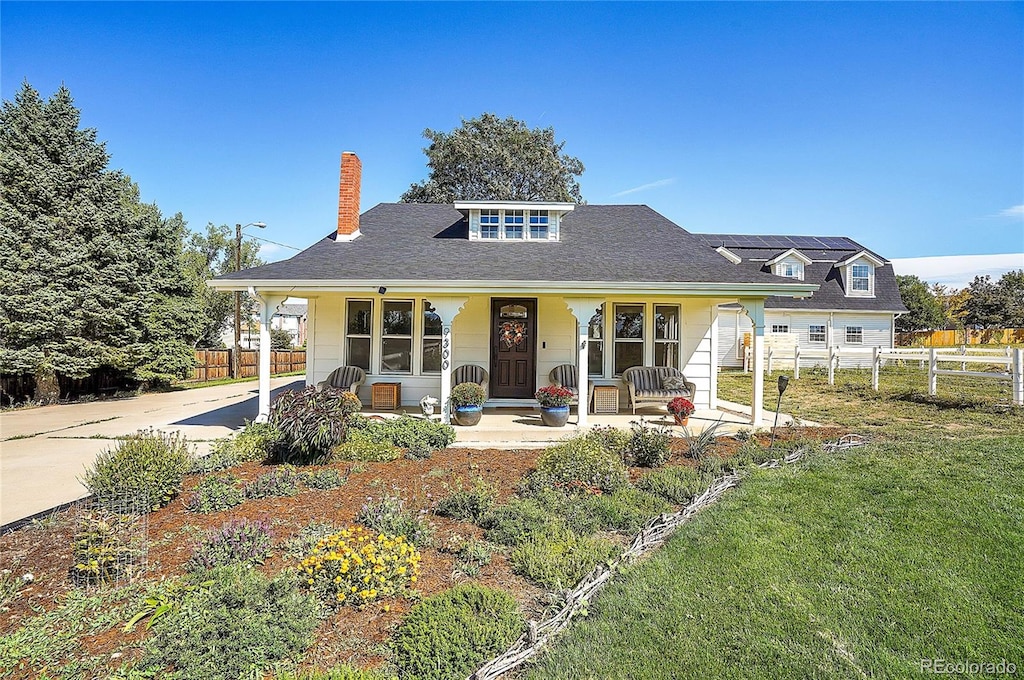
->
xmin=0 ymin=82 xmax=202 ymax=399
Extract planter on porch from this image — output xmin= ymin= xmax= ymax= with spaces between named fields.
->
xmin=453 ymin=405 xmax=483 ymax=427
xmin=668 ymin=397 xmax=696 ymax=428
xmin=450 ymin=382 xmax=486 ymax=427
xmin=539 ymin=405 xmax=571 ymax=427
xmin=672 ymin=414 xmax=690 ymax=427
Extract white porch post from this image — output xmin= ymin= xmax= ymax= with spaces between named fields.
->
xmin=252 ymin=290 xmax=287 ymax=422
xmin=563 ymin=298 xmax=603 ymax=429
xmin=430 ymin=297 xmax=468 ymax=424
xmin=740 ymin=299 xmax=766 ymax=426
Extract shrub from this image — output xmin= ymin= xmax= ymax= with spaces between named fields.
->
xmin=624 ymin=420 xmax=672 ymax=468
xmin=187 ymin=519 xmax=273 ymax=572
xmin=185 ymin=474 xmax=244 ymax=513
xmin=302 ymin=468 xmax=347 ymax=490
xmin=392 ymin=584 xmax=523 ymax=680
xmin=70 ymin=511 xmax=143 ymax=585
xmin=348 ymin=415 xmax=456 ymax=457
xmin=189 ymin=440 xmax=238 ymax=475
xmin=479 ymin=498 xmax=562 ymax=546
xmin=533 ymin=435 xmax=629 ymax=493
xmin=269 ymin=386 xmax=353 ymax=465
xmin=244 ymin=465 xmax=301 ymax=499
xmin=230 ymin=421 xmax=284 ymax=463
xmin=572 ymin=487 xmax=671 ymax=534
xmin=583 ymin=426 xmax=630 ymax=458
xmin=638 ymin=465 xmax=706 ymax=504
xmin=143 ymin=566 xmax=318 ymax=680
xmin=730 ymin=440 xmax=775 ymax=469
xmin=434 ymin=477 xmax=497 ymax=522
xmin=697 ymin=456 xmax=732 ymax=480
xmin=332 ymin=438 xmax=402 ymax=463
xmin=356 ymin=495 xmax=433 ymax=547
xmin=298 ymin=526 xmax=421 ymax=606
xmin=510 ymin=530 xmax=620 ymax=590
xmin=448 ymin=382 xmax=485 ymax=408
xmin=80 ymin=430 xmax=193 ymax=512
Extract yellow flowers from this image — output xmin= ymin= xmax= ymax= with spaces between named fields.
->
xmin=297 ymin=525 xmax=421 ymax=607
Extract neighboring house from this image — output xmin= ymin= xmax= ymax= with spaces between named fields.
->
xmin=700 ymin=235 xmax=906 ymax=369
xmin=219 ymin=303 xmax=308 ymax=349
xmin=210 ymin=152 xmax=821 ymax=425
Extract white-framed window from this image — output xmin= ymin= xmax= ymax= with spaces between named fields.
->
xmin=846 ymin=326 xmax=863 ymax=344
xmin=588 ymin=305 xmax=604 ymax=377
xmin=422 ymin=301 xmax=442 ymax=374
xmin=480 ymin=209 xmax=499 ymax=239
xmin=778 ymin=262 xmax=803 ymax=279
xmin=613 ymin=304 xmax=644 ymax=376
xmin=654 ymin=305 xmax=680 ymax=368
xmin=345 ymin=299 xmax=373 ymax=371
xmin=851 ymin=264 xmax=871 ymax=293
xmin=504 ymin=210 xmax=524 ymax=239
xmin=380 ymin=300 xmax=413 ymax=373
xmin=809 ymin=324 xmax=826 ymax=343
xmin=529 ymin=210 xmax=549 ymax=239
xmin=771 ymin=324 xmax=790 ymax=333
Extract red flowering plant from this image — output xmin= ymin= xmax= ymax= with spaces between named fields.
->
xmin=667 ymin=397 xmax=696 ymax=418
xmin=535 ymin=385 xmax=574 ymax=407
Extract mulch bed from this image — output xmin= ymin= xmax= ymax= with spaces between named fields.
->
xmin=0 ymin=426 xmax=845 ymax=677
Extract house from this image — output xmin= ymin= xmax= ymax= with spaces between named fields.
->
xmin=700 ymin=235 xmax=906 ymax=369
xmin=210 ymin=152 xmax=821 ymax=426
xmin=221 ymin=303 xmax=308 ymax=349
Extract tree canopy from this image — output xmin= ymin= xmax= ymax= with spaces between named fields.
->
xmin=0 ymin=83 xmax=202 ymax=398
xmin=896 ymin=275 xmax=946 ymax=332
xmin=400 ymin=113 xmax=585 ymax=203
xmin=961 ymin=270 xmax=1024 ymax=329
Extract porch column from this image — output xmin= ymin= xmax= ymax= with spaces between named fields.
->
xmin=252 ymin=290 xmax=287 ymax=422
xmin=740 ymin=299 xmax=766 ymax=426
xmin=563 ymin=298 xmax=603 ymax=429
xmin=430 ymin=297 xmax=468 ymax=424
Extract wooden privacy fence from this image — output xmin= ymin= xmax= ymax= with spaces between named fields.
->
xmin=896 ymin=328 xmax=1024 ymax=347
xmin=764 ymin=344 xmax=1023 ymax=406
xmin=191 ymin=349 xmax=305 ymax=382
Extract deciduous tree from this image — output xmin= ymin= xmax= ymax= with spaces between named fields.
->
xmin=896 ymin=275 xmax=946 ymax=331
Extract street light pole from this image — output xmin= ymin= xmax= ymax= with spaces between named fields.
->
xmin=233 ymin=222 xmax=266 ymax=379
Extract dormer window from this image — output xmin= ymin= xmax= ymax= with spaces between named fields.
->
xmin=851 ymin=264 xmax=871 ymax=292
xmin=838 ymin=251 xmax=883 ymax=297
xmin=458 ymin=201 xmax=574 ymax=241
xmin=529 ymin=210 xmax=549 ymax=239
xmin=766 ymin=248 xmax=810 ymax=281
xmin=480 ymin=209 xmax=499 ymax=239
xmin=780 ymin=262 xmax=802 ymax=279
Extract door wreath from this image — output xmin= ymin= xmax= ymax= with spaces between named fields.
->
xmin=499 ymin=321 xmax=527 ymax=349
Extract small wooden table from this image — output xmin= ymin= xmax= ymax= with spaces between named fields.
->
xmin=371 ymin=382 xmax=402 ymax=410
xmin=592 ymin=385 xmax=619 ymax=414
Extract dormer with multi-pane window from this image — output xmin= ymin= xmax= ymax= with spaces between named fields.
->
xmin=836 ymin=251 xmax=885 ymax=297
xmin=456 ymin=201 xmax=575 ymax=241
xmin=765 ymin=248 xmax=812 ymax=281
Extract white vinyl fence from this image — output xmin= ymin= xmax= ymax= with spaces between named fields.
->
xmin=763 ymin=345 xmax=1023 ymax=406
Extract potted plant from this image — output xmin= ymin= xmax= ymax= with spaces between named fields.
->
xmin=667 ymin=397 xmax=695 ymax=426
xmin=449 ymin=382 xmax=486 ymax=426
xmin=535 ymin=385 xmax=574 ymax=427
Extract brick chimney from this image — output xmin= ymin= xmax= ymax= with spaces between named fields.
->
xmin=336 ymin=151 xmax=361 ymax=241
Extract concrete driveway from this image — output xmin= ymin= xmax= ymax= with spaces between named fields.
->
xmin=0 ymin=377 xmax=303 ymax=527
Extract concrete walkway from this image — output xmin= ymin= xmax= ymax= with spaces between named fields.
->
xmin=0 ymin=377 xmax=302 ymax=527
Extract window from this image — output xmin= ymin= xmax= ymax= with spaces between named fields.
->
xmin=588 ymin=305 xmax=604 ymax=376
xmin=851 ymin=264 xmax=871 ymax=293
xmin=654 ymin=305 xmax=680 ymax=368
xmin=614 ymin=304 xmax=644 ymax=375
xmin=529 ymin=210 xmax=549 ymax=239
xmin=422 ymin=302 xmax=442 ymax=374
xmin=345 ymin=300 xmax=372 ymax=371
xmin=846 ymin=326 xmax=863 ymax=344
xmin=380 ymin=301 xmax=413 ymax=373
xmin=779 ymin=262 xmax=803 ymax=279
xmin=504 ymin=210 xmax=523 ymax=239
xmin=771 ymin=324 xmax=790 ymax=334
xmin=809 ymin=324 xmax=826 ymax=343
xmin=480 ymin=209 xmax=499 ymax=239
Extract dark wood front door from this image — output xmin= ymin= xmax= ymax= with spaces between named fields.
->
xmin=490 ymin=298 xmax=537 ymax=399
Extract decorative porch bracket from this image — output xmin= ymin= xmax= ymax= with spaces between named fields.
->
xmin=562 ymin=297 xmax=603 ymax=428
xmin=251 ymin=289 xmax=287 ymax=422
xmin=738 ymin=298 xmax=766 ymax=426
xmin=429 ymin=297 xmax=468 ymax=424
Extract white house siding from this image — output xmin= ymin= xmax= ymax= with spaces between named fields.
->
xmin=830 ymin=312 xmax=893 ymax=368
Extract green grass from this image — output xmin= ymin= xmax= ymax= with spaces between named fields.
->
xmin=527 ymin=370 xmax=1024 ymax=679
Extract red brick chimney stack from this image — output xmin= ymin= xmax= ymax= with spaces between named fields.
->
xmin=336 ymin=151 xmax=361 ymax=241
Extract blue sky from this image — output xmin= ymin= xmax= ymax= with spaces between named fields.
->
xmin=3 ymin=1 xmax=1022 ymax=283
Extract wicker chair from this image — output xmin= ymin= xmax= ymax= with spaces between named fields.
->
xmin=316 ymin=366 xmax=367 ymax=394
xmin=452 ymin=364 xmax=489 ymax=394
xmin=548 ymin=364 xmax=594 ymax=409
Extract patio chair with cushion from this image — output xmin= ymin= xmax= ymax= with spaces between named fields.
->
xmin=621 ymin=366 xmax=697 ymax=414
xmin=548 ymin=364 xmax=594 ymax=409
xmin=316 ymin=365 xmax=367 ymax=394
xmin=452 ymin=364 xmax=489 ymax=394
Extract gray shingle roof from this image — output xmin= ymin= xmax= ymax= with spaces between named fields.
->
xmin=218 ymin=204 xmax=811 ymax=287
xmin=698 ymin=234 xmax=906 ymax=313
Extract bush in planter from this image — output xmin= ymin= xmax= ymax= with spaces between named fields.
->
xmin=449 ymin=382 xmax=485 ymax=408
xmin=268 ymin=386 xmax=353 ymax=465
xmin=535 ymin=385 xmax=574 ymax=407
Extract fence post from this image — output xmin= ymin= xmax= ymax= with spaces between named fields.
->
xmin=828 ymin=346 xmax=836 ymax=386
xmin=1013 ymin=349 xmax=1023 ymax=407
xmin=767 ymin=346 xmax=774 ymax=375
xmin=794 ymin=345 xmax=801 ymax=380
xmin=928 ymin=347 xmax=937 ymax=396
xmin=960 ymin=345 xmax=967 ymax=372
xmin=872 ymin=346 xmax=880 ymax=391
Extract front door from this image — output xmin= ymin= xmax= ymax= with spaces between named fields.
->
xmin=490 ymin=298 xmax=537 ymax=399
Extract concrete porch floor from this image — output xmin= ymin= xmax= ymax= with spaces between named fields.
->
xmin=364 ymin=401 xmax=813 ymax=449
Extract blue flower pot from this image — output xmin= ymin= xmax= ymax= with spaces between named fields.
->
xmin=453 ymin=405 xmax=483 ymax=426
xmin=540 ymin=405 xmax=570 ymax=427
